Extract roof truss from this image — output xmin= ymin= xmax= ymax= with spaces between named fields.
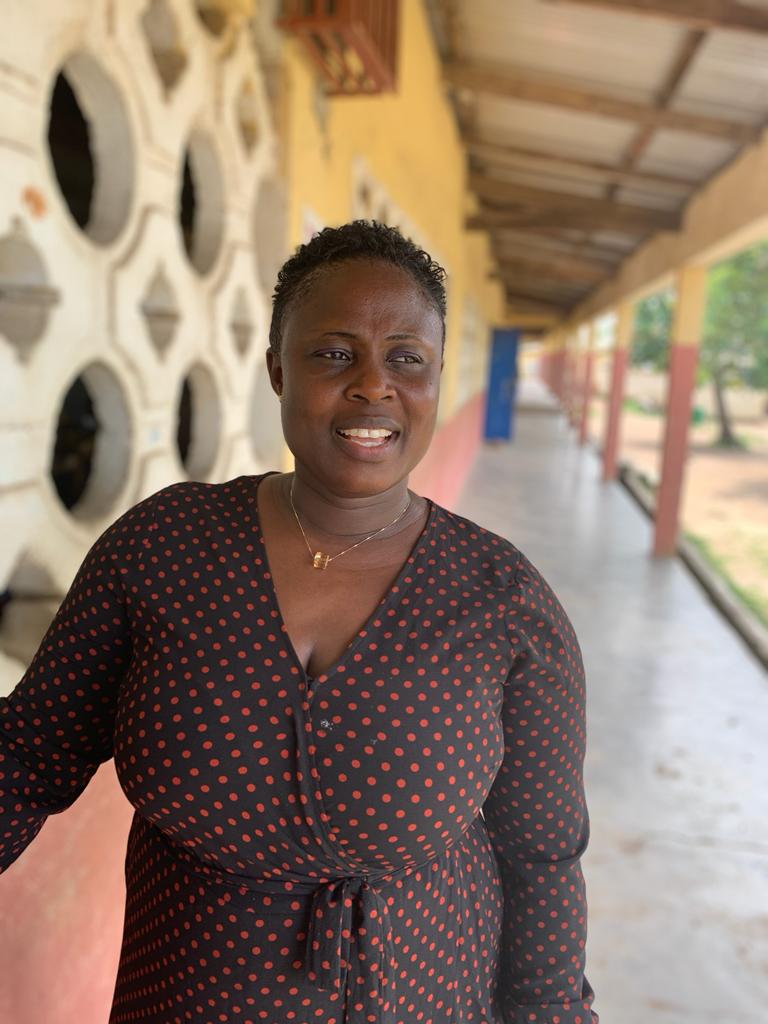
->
xmin=444 ymin=60 xmax=755 ymax=142
xmin=542 ymin=0 xmax=768 ymax=35
xmin=434 ymin=0 xmax=767 ymax=321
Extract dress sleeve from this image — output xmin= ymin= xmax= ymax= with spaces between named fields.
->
xmin=482 ymin=551 xmax=599 ymax=1024
xmin=0 ymin=489 xmax=160 ymax=873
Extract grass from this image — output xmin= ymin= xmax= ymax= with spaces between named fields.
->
xmin=622 ymin=396 xmax=660 ymax=415
xmin=684 ymin=531 xmax=768 ymax=628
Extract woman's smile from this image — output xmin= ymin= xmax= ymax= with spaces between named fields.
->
xmin=334 ymin=416 xmax=402 ymax=455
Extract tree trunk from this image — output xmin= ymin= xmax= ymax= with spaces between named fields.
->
xmin=711 ymin=369 xmax=740 ymax=447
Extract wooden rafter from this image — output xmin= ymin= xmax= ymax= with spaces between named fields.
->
xmin=604 ymin=29 xmax=707 ymax=206
xmin=494 ymin=270 xmax=587 ymax=295
xmin=467 ymin=138 xmax=697 ymax=193
xmin=469 ymin=177 xmax=681 ymax=231
xmin=470 ymin=208 xmax=668 ymax=232
xmin=493 ymin=230 xmax=629 ymax=266
xmin=444 ymin=60 xmax=755 ymax=141
xmin=542 ymin=0 xmax=768 ymax=34
xmin=495 ymin=254 xmax=611 ymax=285
xmin=504 ymin=291 xmax=571 ymax=315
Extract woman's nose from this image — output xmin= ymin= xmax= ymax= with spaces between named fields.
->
xmin=346 ymin=360 xmax=395 ymax=401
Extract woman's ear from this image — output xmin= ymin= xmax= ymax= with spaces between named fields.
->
xmin=266 ymin=347 xmax=284 ymax=398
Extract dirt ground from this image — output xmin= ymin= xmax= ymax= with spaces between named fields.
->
xmin=589 ymin=398 xmax=768 ymax=624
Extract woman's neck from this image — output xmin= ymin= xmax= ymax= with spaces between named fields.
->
xmin=278 ymin=469 xmax=412 ymax=539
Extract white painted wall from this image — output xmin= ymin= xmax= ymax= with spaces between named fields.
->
xmin=0 ymin=0 xmax=285 ymax=690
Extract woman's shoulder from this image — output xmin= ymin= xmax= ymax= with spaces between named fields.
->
xmin=100 ymin=472 xmax=272 ymax=550
xmin=426 ymin=499 xmax=525 ymax=591
xmin=429 ymin=502 xmax=580 ymax=646
xmin=147 ymin=472 xmax=273 ymax=516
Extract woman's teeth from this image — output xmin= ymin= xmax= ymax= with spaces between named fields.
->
xmin=337 ymin=428 xmax=394 ymax=446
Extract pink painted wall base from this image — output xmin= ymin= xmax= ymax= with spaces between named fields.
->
xmin=0 ymin=765 xmax=131 ymax=1024
xmin=410 ymin=391 xmax=486 ymax=509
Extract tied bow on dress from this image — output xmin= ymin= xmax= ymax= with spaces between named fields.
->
xmin=305 ymin=874 xmax=397 ymax=1022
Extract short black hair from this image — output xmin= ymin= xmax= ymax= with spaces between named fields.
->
xmin=268 ymin=220 xmax=447 ymax=353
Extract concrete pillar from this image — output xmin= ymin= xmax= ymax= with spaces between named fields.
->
xmin=557 ymin=348 xmax=569 ymax=403
xmin=602 ymin=301 xmax=633 ymax=481
xmin=566 ymin=332 xmax=580 ymax=429
xmin=654 ymin=265 xmax=706 ymax=557
xmin=553 ymin=330 xmax=566 ymax=403
xmin=578 ymin=321 xmax=596 ymax=445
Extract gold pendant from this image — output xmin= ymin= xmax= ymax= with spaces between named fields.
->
xmin=312 ymin=551 xmax=331 ymax=570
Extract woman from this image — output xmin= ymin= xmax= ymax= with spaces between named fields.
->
xmin=0 ymin=222 xmax=598 ymax=1023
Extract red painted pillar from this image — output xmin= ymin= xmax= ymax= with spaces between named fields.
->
xmin=578 ymin=343 xmax=595 ymax=444
xmin=602 ymin=301 xmax=633 ymax=481
xmin=654 ymin=266 xmax=706 ymax=557
xmin=557 ymin=348 xmax=565 ymax=401
xmin=567 ymin=341 xmax=580 ymax=429
xmin=550 ymin=342 xmax=564 ymax=402
xmin=539 ymin=348 xmax=550 ymax=391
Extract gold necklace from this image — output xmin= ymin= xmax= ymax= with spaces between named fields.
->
xmin=289 ymin=476 xmax=412 ymax=570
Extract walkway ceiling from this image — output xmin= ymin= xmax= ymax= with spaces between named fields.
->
xmin=427 ymin=0 xmax=768 ymax=323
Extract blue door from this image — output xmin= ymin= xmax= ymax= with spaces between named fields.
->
xmin=484 ymin=329 xmax=519 ymax=440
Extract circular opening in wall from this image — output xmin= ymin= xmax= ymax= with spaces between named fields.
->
xmin=51 ymin=362 xmax=132 ymax=517
xmin=141 ymin=0 xmax=188 ymax=96
xmin=252 ymin=176 xmax=288 ymax=296
xmin=179 ymin=131 xmax=225 ymax=275
xmin=46 ymin=52 xmax=135 ymax=245
xmin=236 ymin=80 xmax=259 ymax=155
xmin=140 ymin=264 xmax=180 ymax=357
xmin=195 ymin=0 xmax=229 ymax=36
xmin=248 ymin=364 xmax=284 ymax=469
xmin=230 ymin=286 xmax=253 ymax=357
xmin=175 ymin=362 xmax=220 ymax=478
xmin=0 ymin=219 xmax=61 ymax=362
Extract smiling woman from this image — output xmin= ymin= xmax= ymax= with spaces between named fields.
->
xmin=0 ymin=221 xmax=599 ymax=1024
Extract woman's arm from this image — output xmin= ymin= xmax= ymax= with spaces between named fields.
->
xmin=0 ymin=490 xmax=159 ymax=872
xmin=482 ymin=551 xmax=599 ymax=1024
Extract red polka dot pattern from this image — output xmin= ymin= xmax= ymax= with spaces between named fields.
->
xmin=0 ymin=472 xmax=598 ymax=1024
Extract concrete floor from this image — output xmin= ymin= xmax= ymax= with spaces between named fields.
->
xmin=454 ymin=379 xmax=768 ymax=1024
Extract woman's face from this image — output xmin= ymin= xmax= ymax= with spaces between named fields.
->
xmin=266 ymin=258 xmax=444 ymax=497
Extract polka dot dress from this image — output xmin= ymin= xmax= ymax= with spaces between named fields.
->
xmin=0 ymin=472 xmax=598 ymax=1024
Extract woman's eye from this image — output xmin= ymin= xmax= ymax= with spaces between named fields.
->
xmin=317 ymin=350 xmax=351 ymax=360
xmin=390 ymin=353 xmax=421 ymax=364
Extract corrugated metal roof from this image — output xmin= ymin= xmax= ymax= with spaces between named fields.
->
xmin=673 ymin=30 xmax=768 ymax=119
xmin=433 ymin=0 xmax=768 ymax=320
xmin=476 ymin=98 xmax=638 ymax=162
xmin=455 ymin=0 xmax=685 ymax=100
xmin=636 ymin=132 xmax=739 ymax=178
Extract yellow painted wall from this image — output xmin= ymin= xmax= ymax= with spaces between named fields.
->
xmin=278 ymin=0 xmax=505 ymax=424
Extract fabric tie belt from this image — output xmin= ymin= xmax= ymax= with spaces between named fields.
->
xmin=148 ymin=820 xmax=398 ymax=1023
xmin=304 ymin=873 xmax=397 ymax=1023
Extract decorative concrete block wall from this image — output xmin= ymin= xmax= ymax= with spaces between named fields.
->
xmin=0 ymin=0 xmax=285 ymax=690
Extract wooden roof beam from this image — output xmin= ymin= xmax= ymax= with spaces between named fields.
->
xmin=469 ymin=176 xmax=682 ymax=231
xmin=494 ymin=273 xmax=588 ymax=299
xmin=495 ymin=255 xmax=611 ymax=285
xmin=470 ymin=208 xmax=667 ymax=232
xmin=504 ymin=291 xmax=573 ymax=315
xmin=444 ymin=60 xmax=755 ymax=142
xmin=493 ymin=230 xmax=629 ymax=266
xmin=542 ymin=0 xmax=768 ymax=35
xmin=466 ymin=138 xmax=698 ymax=192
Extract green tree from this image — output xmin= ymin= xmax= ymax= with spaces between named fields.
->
xmin=630 ymin=290 xmax=672 ymax=371
xmin=703 ymin=243 xmax=768 ymax=447
xmin=629 ymin=247 xmax=768 ymax=446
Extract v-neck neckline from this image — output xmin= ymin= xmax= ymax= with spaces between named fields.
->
xmin=246 ymin=471 xmax=437 ymax=690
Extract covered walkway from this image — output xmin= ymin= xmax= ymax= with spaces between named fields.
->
xmin=456 ymin=378 xmax=768 ymax=1023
